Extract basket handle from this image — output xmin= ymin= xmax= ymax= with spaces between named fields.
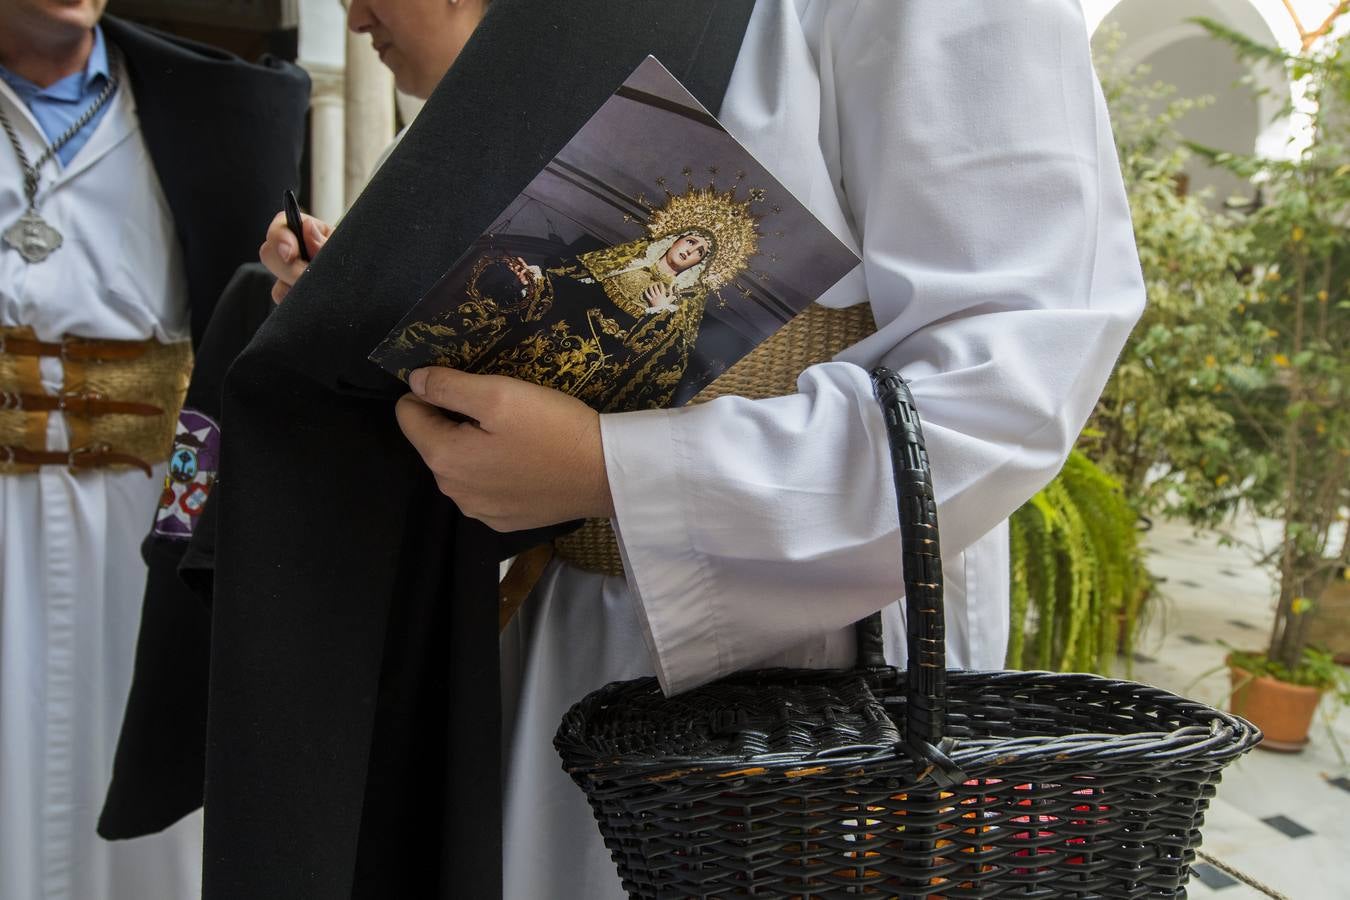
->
xmin=857 ymin=367 xmax=947 ymax=749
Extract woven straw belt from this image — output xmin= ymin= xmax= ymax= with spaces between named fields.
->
xmin=553 ymin=302 xmax=877 ymax=578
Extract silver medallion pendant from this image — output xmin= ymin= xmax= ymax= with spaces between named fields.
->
xmin=4 ymin=209 xmax=63 ymax=263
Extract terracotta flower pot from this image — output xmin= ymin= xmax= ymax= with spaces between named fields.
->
xmin=1228 ymin=662 xmax=1323 ymax=752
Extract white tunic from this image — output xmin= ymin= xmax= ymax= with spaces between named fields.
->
xmin=500 ymin=1 xmax=1145 ymax=898
xmin=0 ymin=61 xmax=202 ymax=900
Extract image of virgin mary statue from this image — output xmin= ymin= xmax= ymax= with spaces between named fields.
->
xmin=383 ymin=185 xmax=760 ymax=413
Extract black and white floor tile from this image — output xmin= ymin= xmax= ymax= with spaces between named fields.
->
xmin=1129 ymin=519 xmax=1349 ymax=899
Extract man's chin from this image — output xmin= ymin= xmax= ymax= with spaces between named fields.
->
xmin=51 ymin=0 xmax=105 ymax=24
xmin=27 ymin=6 xmax=102 ymax=41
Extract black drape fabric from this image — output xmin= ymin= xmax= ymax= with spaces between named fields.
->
xmin=99 ymin=16 xmax=310 ymax=345
xmin=99 ymin=2 xmax=754 ymax=897
xmin=99 ymin=265 xmax=275 ymax=838
xmin=85 ymin=17 xmax=306 ymax=840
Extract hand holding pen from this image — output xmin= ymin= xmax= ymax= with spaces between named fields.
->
xmin=260 ymin=189 xmax=334 ymax=304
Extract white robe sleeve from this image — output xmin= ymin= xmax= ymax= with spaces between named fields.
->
xmin=600 ymin=0 xmax=1145 ymax=696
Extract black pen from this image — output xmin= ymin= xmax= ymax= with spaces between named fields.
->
xmin=283 ymin=188 xmax=311 ymax=262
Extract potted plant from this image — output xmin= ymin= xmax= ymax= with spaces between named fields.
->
xmin=1187 ymin=16 xmax=1350 ymax=750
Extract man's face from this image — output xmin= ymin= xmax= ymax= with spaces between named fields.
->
xmin=0 ymin=0 xmax=107 ymax=44
xmin=346 ymin=0 xmax=481 ymax=100
xmin=664 ymin=234 xmax=710 ymax=274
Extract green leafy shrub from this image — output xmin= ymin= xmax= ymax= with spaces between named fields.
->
xmin=1085 ymin=28 xmax=1254 ymax=523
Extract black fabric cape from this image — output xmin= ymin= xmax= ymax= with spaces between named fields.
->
xmin=76 ymin=11 xmax=306 ymax=840
xmin=99 ymin=265 xmax=275 ymax=839
xmin=104 ymin=2 xmax=754 ymax=897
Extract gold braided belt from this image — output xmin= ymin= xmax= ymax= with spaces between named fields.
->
xmin=552 ymin=302 xmax=878 ymax=577
xmin=1 ymin=325 xmax=192 ymax=476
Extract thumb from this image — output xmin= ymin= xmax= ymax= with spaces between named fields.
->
xmin=408 ymin=367 xmax=501 ymax=422
xmin=304 ymin=216 xmax=332 ymax=255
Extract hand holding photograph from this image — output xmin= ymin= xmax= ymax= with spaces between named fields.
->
xmin=370 ymin=56 xmax=860 ymax=413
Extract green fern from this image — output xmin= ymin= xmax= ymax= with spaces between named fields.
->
xmin=1007 ymin=452 xmax=1149 ymax=674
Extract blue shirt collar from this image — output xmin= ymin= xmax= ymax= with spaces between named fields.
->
xmin=0 ymin=25 xmax=109 ymax=103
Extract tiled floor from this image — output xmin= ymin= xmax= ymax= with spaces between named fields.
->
xmin=1129 ymin=517 xmax=1349 ymax=899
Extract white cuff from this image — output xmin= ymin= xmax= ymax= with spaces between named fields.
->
xmin=600 ymin=407 xmax=720 ymax=695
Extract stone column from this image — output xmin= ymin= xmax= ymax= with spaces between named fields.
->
xmin=305 ymin=63 xmax=346 ymax=224
xmin=344 ymin=30 xmax=396 ymax=206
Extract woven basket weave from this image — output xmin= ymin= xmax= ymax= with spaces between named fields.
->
xmin=555 ymin=368 xmax=1260 ymax=899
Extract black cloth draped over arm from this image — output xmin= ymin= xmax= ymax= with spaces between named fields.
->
xmin=103 ymin=2 xmax=755 ymax=897
xmin=99 ymin=265 xmax=276 ymax=838
xmin=92 ymin=13 xmax=309 ymax=842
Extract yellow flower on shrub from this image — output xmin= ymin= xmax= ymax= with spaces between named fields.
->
xmin=1215 ymin=473 xmax=1230 ymax=487
xmin=1273 ymin=353 xmax=1291 ymax=367
xmin=1292 ymin=226 xmax=1305 ymax=242
xmin=1204 ymin=354 xmax=1217 ymax=368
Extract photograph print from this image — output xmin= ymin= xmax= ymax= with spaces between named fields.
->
xmin=370 ymin=56 xmax=860 ymax=413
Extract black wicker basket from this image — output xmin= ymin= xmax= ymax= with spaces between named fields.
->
xmin=555 ymin=368 xmax=1261 ymax=899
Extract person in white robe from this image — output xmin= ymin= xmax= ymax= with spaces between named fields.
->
xmin=0 ymin=6 xmax=202 ymax=899
xmin=264 ymin=2 xmax=1145 ymax=897
xmin=2 ymin=0 xmax=309 ymax=892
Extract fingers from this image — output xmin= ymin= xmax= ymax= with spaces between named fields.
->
xmin=304 ymin=216 xmax=333 ymax=257
xmin=509 ymin=257 xmax=530 ymax=286
xmin=261 ymin=212 xmax=307 ymax=283
xmin=394 ymin=393 xmax=467 ymax=467
xmin=395 ymin=394 xmax=499 ymax=518
xmin=407 ymin=367 xmax=509 ymax=425
xmin=261 ymin=211 xmax=333 ymax=303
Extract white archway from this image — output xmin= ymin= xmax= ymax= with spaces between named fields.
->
xmin=1081 ymin=0 xmax=1304 ymax=52
xmin=1083 ymin=0 xmax=1310 ymax=204
xmin=1086 ymin=0 xmax=1350 ymax=158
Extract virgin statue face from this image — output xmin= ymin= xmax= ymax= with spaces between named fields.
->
xmin=663 ymin=233 xmax=711 ymax=274
xmin=346 ymin=0 xmax=487 ymax=100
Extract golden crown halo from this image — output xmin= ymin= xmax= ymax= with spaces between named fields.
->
xmin=645 ymin=186 xmax=760 ymax=290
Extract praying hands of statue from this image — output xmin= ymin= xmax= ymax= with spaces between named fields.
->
xmin=395 ymin=367 xmax=616 ymax=532
xmin=260 ymin=209 xmax=335 ymax=303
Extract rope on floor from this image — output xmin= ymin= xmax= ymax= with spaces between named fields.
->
xmin=1196 ymin=850 xmax=1290 ymax=899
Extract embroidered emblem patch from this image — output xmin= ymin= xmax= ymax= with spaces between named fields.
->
xmin=153 ymin=409 xmax=220 ymax=540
